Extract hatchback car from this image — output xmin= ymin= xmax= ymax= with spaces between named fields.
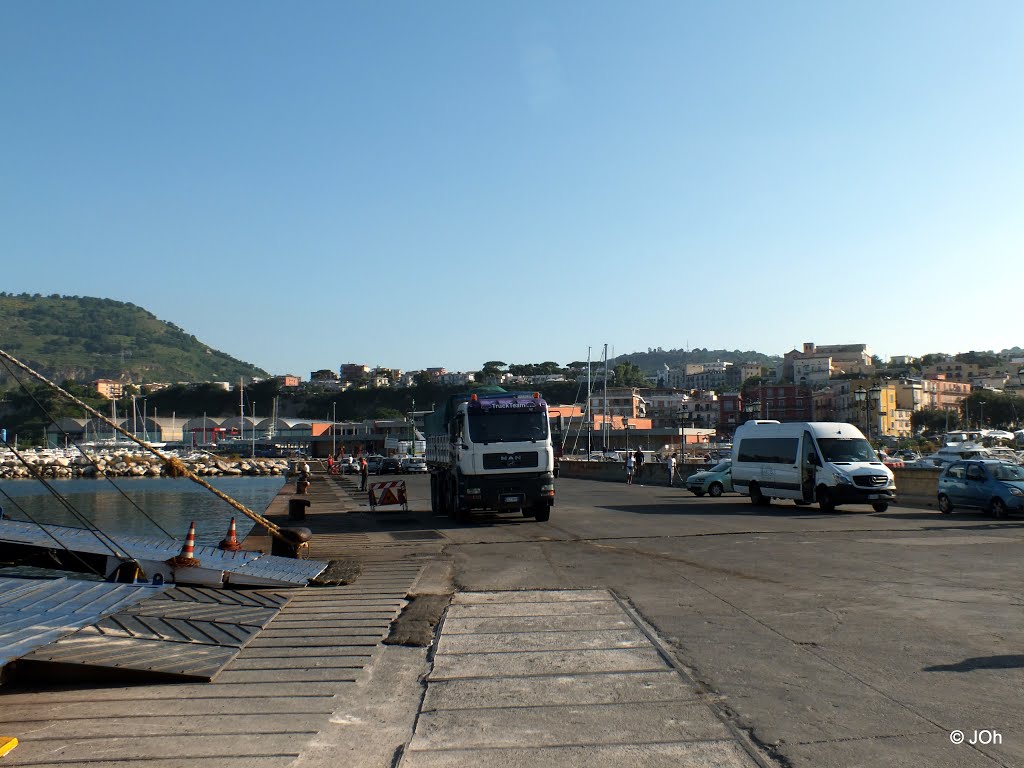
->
xmin=937 ymin=460 xmax=1024 ymax=518
xmin=401 ymin=456 xmax=428 ymax=474
xmin=379 ymin=457 xmax=402 ymax=474
xmin=364 ymin=455 xmax=385 ymax=474
xmin=686 ymin=460 xmax=733 ymax=497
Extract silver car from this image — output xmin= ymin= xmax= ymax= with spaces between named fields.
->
xmin=401 ymin=456 xmax=428 ymax=474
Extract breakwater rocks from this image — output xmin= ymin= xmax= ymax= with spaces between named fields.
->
xmin=0 ymin=452 xmax=290 ymax=480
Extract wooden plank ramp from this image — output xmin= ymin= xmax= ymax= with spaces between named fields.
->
xmin=0 ymin=563 xmax=423 ymax=767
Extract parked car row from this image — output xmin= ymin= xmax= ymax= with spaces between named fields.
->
xmin=336 ymin=454 xmax=428 ymax=475
xmin=681 ymin=455 xmax=1024 ymax=521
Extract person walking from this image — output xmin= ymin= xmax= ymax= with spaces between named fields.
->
xmin=359 ymin=457 xmax=369 ymax=491
xmin=625 ymin=451 xmax=635 ymax=484
xmin=633 ymin=448 xmax=644 ymax=482
xmin=667 ymin=452 xmax=677 ymax=486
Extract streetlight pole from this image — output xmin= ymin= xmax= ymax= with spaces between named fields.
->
xmin=332 ymin=401 xmax=336 ymax=458
xmin=869 ymin=385 xmax=882 ymax=442
xmin=854 ymin=387 xmax=867 ymax=437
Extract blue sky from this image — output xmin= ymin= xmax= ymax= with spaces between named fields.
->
xmin=3 ymin=2 xmax=1022 ymax=376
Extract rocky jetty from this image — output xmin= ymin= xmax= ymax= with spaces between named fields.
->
xmin=0 ymin=451 xmax=289 ymax=480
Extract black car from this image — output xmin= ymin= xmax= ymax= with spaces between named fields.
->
xmin=379 ymin=457 xmax=401 ymax=474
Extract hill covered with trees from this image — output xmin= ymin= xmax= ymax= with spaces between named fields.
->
xmin=614 ymin=347 xmax=782 ymax=373
xmin=0 ymin=293 xmax=267 ymax=385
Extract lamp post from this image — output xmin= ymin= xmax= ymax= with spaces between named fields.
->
xmin=854 ymin=387 xmax=868 ymax=437
xmin=623 ymin=418 xmax=630 ymax=453
xmin=332 ymin=401 xmax=337 ymax=458
xmin=869 ymin=385 xmax=882 ymax=441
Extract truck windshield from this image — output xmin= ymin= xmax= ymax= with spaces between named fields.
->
xmin=816 ymin=438 xmax=877 ymax=463
xmin=468 ymin=411 xmax=548 ymax=443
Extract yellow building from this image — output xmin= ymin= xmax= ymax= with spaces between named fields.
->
xmin=848 ymin=380 xmax=900 ymax=438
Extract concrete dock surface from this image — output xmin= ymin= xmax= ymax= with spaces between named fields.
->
xmin=3 ymin=471 xmax=1021 ymax=767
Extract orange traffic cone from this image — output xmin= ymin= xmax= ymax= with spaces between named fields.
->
xmin=219 ymin=517 xmax=242 ymax=551
xmin=166 ymin=521 xmax=201 ymax=568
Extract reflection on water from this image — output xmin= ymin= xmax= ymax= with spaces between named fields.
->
xmin=0 ymin=477 xmax=285 ymax=546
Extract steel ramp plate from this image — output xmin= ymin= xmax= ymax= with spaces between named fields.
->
xmin=0 ymin=577 xmax=167 ymax=668
xmin=16 ymin=585 xmax=289 ymax=682
xmin=21 ymin=634 xmax=240 ymax=681
xmin=143 ymin=585 xmax=289 ymax=609
xmin=0 ymin=519 xmax=329 ymax=587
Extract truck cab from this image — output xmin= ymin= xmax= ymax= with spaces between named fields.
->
xmin=427 ymin=390 xmax=555 ymax=522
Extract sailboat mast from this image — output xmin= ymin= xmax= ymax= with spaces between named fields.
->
xmin=586 ymin=346 xmax=592 ymax=458
xmin=239 ymin=378 xmax=245 ymax=442
xmin=602 ymin=343 xmax=609 ymax=452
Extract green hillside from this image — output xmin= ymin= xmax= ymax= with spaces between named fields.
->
xmin=614 ymin=347 xmax=782 ymax=372
xmin=0 ymin=293 xmax=268 ymax=385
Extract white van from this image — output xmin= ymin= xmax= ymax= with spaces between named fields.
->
xmin=731 ymin=421 xmax=896 ymax=512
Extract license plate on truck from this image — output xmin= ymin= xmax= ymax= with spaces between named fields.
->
xmin=501 ymin=494 xmax=524 ymax=505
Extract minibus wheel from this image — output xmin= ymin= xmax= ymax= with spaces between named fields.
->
xmin=749 ymin=483 xmax=771 ymax=506
xmin=817 ymin=487 xmax=836 ymax=512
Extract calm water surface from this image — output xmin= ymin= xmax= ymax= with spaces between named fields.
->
xmin=0 ymin=476 xmax=284 ymax=546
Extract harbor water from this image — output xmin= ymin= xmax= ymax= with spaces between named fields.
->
xmin=0 ymin=476 xmax=285 ymax=547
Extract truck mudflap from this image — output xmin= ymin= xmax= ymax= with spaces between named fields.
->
xmin=460 ymin=472 xmax=555 ymax=510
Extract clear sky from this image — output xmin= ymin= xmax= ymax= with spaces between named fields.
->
xmin=3 ymin=2 xmax=1022 ymax=376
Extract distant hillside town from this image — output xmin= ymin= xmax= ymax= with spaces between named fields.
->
xmin=75 ymin=342 xmax=1024 ymax=447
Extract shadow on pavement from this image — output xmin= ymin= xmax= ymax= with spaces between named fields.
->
xmin=924 ymin=655 xmax=1024 ymax=673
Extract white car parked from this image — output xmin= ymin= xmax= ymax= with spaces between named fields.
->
xmin=401 ymin=456 xmax=428 ymax=474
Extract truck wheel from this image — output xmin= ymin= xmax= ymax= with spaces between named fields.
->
xmin=817 ymin=487 xmax=836 ymax=513
xmin=451 ymin=484 xmax=470 ymax=523
xmin=532 ymin=502 xmax=551 ymax=522
xmin=430 ymin=475 xmax=440 ymax=515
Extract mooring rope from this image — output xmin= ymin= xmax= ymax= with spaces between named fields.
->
xmin=0 ymin=347 xmax=286 ymax=540
xmin=0 ymin=358 xmax=176 ymax=539
xmin=0 ymin=485 xmax=107 ymax=577
xmin=0 ymin=437 xmax=133 ymax=560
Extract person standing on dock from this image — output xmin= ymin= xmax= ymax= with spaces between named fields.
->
xmin=633 ymin=447 xmax=644 ymax=482
xmin=625 ymin=451 xmax=635 ymax=484
xmin=359 ymin=457 xmax=369 ymax=491
xmin=667 ymin=452 xmax=677 ymax=486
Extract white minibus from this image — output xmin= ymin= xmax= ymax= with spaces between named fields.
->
xmin=731 ymin=421 xmax=896 ymax=512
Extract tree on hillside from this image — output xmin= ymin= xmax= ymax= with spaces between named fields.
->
xmin=961 ymin=390 xmax=1021 ymax=429
xmin=611 ymin=362 xmax=648 ymax=387
xmin=911 ymin=407 xmax=960 ymax=435
xmin=955 ymin=350 xmax=1001 ymax=367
